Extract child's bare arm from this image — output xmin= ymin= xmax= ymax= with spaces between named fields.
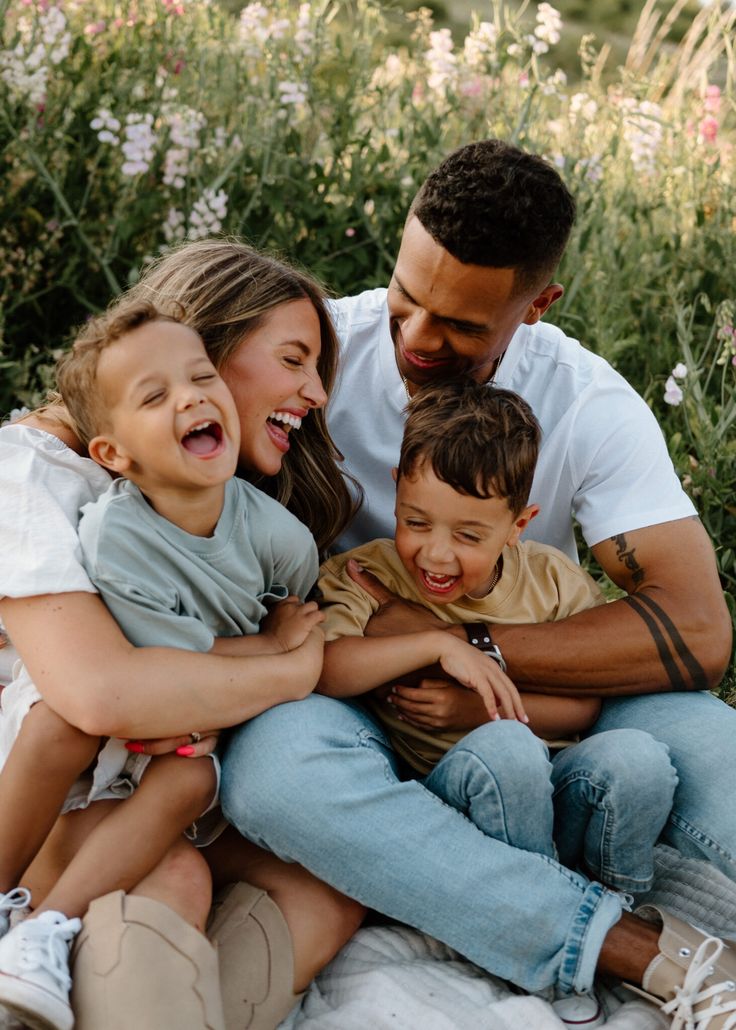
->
xmin=209 ymin=598 xmax=324 ymax=657
xmin=320 ymin=632 xmax=527 ymax=723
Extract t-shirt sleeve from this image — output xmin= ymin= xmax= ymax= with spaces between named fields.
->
xmin=78 ymin=500 xmax=214 ymax=652
xmin=0 ymin=430 xmax=104 ymax=599
xmin=318 ymin=557 xmax=377 ymax=641
xmin=570 ymin=379 xmax=696 ymax=546
xmin=524 ymin=544 xmax=606 ymax=621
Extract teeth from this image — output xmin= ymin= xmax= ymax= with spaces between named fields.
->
xmin=269 ymin=411 xmax=302 ymax=430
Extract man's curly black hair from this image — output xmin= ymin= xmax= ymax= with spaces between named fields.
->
xmin=411 ymin=138 xmax=576 ymax=296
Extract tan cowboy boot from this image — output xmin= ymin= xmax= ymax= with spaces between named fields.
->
xmin=626 ymin=904 xmax=736 ymax=1028
xmin=71 ymin=890 xmax=225 ymax=1030
xmin=207 ymin=882 xmax=303 ymax=1030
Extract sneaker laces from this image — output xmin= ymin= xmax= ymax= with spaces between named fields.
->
xmin=0 ymin=889 xmax=31 ymax=936
xmin=14 ymin=916 xmax=81 ymax=993
xmin=660 ymin=935 xmax=736 ymax=1029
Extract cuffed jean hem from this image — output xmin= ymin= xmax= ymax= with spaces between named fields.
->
xmin=558 ymin=883 xmax=623 ymax=995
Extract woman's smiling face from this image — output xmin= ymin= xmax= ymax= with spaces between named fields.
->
xmin=220 ymin=298 xmax=327 ymax=477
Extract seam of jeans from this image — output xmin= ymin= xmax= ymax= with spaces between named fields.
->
xmin=668 ymin=809 xmax=735 ymax=863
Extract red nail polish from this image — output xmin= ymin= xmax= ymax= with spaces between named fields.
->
xmin=176 ymin=745 xmax=195 ymax=756
xmin=125 ymin=742 xmax=145 ymax=753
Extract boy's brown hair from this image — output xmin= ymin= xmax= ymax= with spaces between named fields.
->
xmin=56 ymin=300 xmax=182 ymax=447
xmin=398 ymin=377 xmax=541 ymax=516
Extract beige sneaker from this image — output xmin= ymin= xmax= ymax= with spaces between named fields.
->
xmin=71 ymin=890 xmax=225 ymax=1030
xmin=626 ymin=904 xmax=736 ymax=1028
xmin=207 ymin=882 xmax=302 ymax=1030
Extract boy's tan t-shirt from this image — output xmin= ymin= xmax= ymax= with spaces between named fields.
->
xmin=318 ymin=538 xmax=605 ymax=775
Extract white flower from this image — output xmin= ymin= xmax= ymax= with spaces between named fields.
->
xmin=621 ymin=99 xmax=663 ymax=175
xmin=672 ymin=363 xmax=688 ymax=380
xmin=91 ymin=108 xmax=121 ymax=145
xmin=535 ymin=3 xmax=562 ymax=46
xmin=1 ymin=407 xmax=30 ymax=427
xmin=187 ymin=188 xmax=229 ymax=239
xmin=463 ymin=21 xmax=497 ymax=68
xmin=425 ymin=28 xmax=456 ymax=96
xmin=569 ymin=92 xmax=597 ymax=123
xmin=278 ymin=81 xmax=308 ymax=105
xmin=163 ymin=207 xmax=186 ymax=244
xmin=663 ymin=376 xmax=684 ymax=406
xmin=121 ymin=113 xmax=157 ymax=177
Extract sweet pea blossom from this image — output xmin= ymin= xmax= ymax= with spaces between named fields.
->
xmin=121 ymin=113 xmax=157 ymax=176
xmin=535 ymin=3 xmax=562 ymax=47
xmin=463 ymin=22 xmax=498 ymax=68
xmin=672 ymin=363 xmax=688 ymax=380
xmin=425 ymin=28 xmax=457 ymax=96
xmin=90 ymin=108 xmax=121 ymax=144
xmin=663 ymin=375 xmax=684 ymax=406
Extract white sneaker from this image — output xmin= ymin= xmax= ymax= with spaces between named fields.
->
xmin=0 ymin=891 xmax=31 ymax=939
xmin=552 ymin=991 xmax=606 ymax=1028
xmin=0 ymin=910 xmax=81 ymax=1030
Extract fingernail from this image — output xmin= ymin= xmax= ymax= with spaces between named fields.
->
xmin=347 ymin=559 xmax=364 ymax=572
xmin=492 ymin=714 xmax=500 ymax=721
xmin=176 ymin=745 xmax=195 ymax=756
xmin=125 ymin=742 xmax=144 ymax=753
xmin=523 ymin=715 xmax=530 ymax=723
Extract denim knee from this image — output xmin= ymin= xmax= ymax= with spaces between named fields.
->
xmin=557 ymin=728 xmax=678 ymax=811
xmin=220 ymin=695 xmax=394 ymax=839
xmin=455 ymin=720 xmax=551 ymax=775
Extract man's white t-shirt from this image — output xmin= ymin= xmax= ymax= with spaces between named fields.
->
xmin=327 ymin=289 xmax=695 ymax=557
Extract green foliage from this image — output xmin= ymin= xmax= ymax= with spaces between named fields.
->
xmin=1 ymin=0 xmax=734 ymax=680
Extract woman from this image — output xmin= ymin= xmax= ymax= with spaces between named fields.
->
xmin=0 ymin=241 xmax=364 ymax=1030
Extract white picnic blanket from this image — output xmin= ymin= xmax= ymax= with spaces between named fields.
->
xmin=282 ymin=845 xmax=736 ymax=1029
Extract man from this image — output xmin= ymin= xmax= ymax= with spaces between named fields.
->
xmin=221 ymin=140 xmax=735 ymax=1026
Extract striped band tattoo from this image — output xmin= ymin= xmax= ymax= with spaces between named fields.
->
xmin=614 ymin=530 xmax=706 ymax=690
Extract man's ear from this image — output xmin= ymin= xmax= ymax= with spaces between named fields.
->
xmin=88 ymin=434 xmax=132 ymax=474
xmin=506 ymin=503 xmax=540 ymax=547
xmin=522 ymin=283 xmax=564 ymax=326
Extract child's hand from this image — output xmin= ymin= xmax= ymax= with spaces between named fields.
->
xmin=290 ymin=625 xmax=325 ymax=699
xmin=437 ymin=639 xmax=528 ymax=723
xmin=261 ymin=596 xmax=324 ymax=652
xmin=387 ymin=681 xmax=490 ymax=731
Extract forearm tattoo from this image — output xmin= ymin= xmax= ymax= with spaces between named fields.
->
xmin=613 ymin=533 xmax=707 ymax=691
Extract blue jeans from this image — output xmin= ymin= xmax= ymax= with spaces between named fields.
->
xmin=425 ymin=723 xmax=677 ymax=893
xmin=588 ymin=691 xmax=736 ymax=881
xmin=220 ymin=697 xmax=622 ymax=994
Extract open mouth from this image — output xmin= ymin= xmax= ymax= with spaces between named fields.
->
xmin=181 ymin=420 xmax=224 ymax=456
xmin=419 ymin=569 xmax=460 ymax=595
xmin=265 ymin=411 xmax=303 ymax=453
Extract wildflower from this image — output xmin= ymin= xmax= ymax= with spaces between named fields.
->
xmin=463 ymin=22 xmax=498 ymax=68
xmin=569 ymin=92 xmax=597 ymax=124
xmin=621 ymin=99 xmax=663 ymax=175
xmin=425 ymin=28 xmax=457 ymax=96
xmin=672 ymin=363 xmax=688 ymax=380
xmin=188 ymin=188 xmax=228 ymax=239
xmin=83 ymin=21 xmax=106 ymax=38
xmin=278 ymin=81 xmax=308 ymax=106
xmin=90 ymin=108 xmax=121 ymax=145
xmin=345 ymin=228 xmax=356 ymax=237
xmin=295 ymin=4 xmax=315 ymax=55
xmin=163 ymin=207 xmax=186 ymax=244
xmin=663 ymin=376 xmax=684 ymax=406
xmin=121 ymin=113 xmax=157 ymax=177
xmin=703 ymin=84 xmax=721 ymax=114
xmin=699 ymin=116 xmax=718 ymax=145
xmin=535 ymin=3 xmax=562 ymax=47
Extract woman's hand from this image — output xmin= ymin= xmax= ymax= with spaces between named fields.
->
xmin=435 ymin=638 xmax=528 ymax=724
xmin=387 ymin=680 xmax=491 ymax=731
xmin=261 ymin=596 xmax=324 ymax=652
xmin=125 ymin=730 xmax=221 ymax=758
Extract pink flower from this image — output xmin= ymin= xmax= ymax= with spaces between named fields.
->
xmin=704 ymin=84 xmax=721 ymax=114
xmin=84 ymin=20 xmax=106 ymax=37
xmin=699 ymin=116 xmax=718 ymax=144
xmin=345 ymin=228 xmax=356 ymax=237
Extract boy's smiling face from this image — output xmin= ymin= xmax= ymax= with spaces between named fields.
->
xmin=89 ymin=319 xmax=240 ymax=496
xmin=393 ymin=462 xmax=537 ymax=604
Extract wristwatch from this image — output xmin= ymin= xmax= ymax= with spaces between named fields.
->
xmin=463 ymin=622 xmax=507 ymax=673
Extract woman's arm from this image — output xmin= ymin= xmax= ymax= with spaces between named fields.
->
xmin=0 ymin=592 xmax=323 ymax=739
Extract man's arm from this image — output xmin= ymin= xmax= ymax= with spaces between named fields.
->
xmin=355 ymin=518 xmax=731 ymax=697
xmin=477 ymin=518 xmax=731 ymax=696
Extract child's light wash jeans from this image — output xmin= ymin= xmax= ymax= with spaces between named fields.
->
xmin=220 ymin=690 xmax=736 ymax=995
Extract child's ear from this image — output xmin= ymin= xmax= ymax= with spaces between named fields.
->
xmin=391 ymin=467 xmax=398 ymax=483
xmin=87 ymin=434 xmax=132 ymax=474
xmin=505 ymin=504 xmax=540 ymax=547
